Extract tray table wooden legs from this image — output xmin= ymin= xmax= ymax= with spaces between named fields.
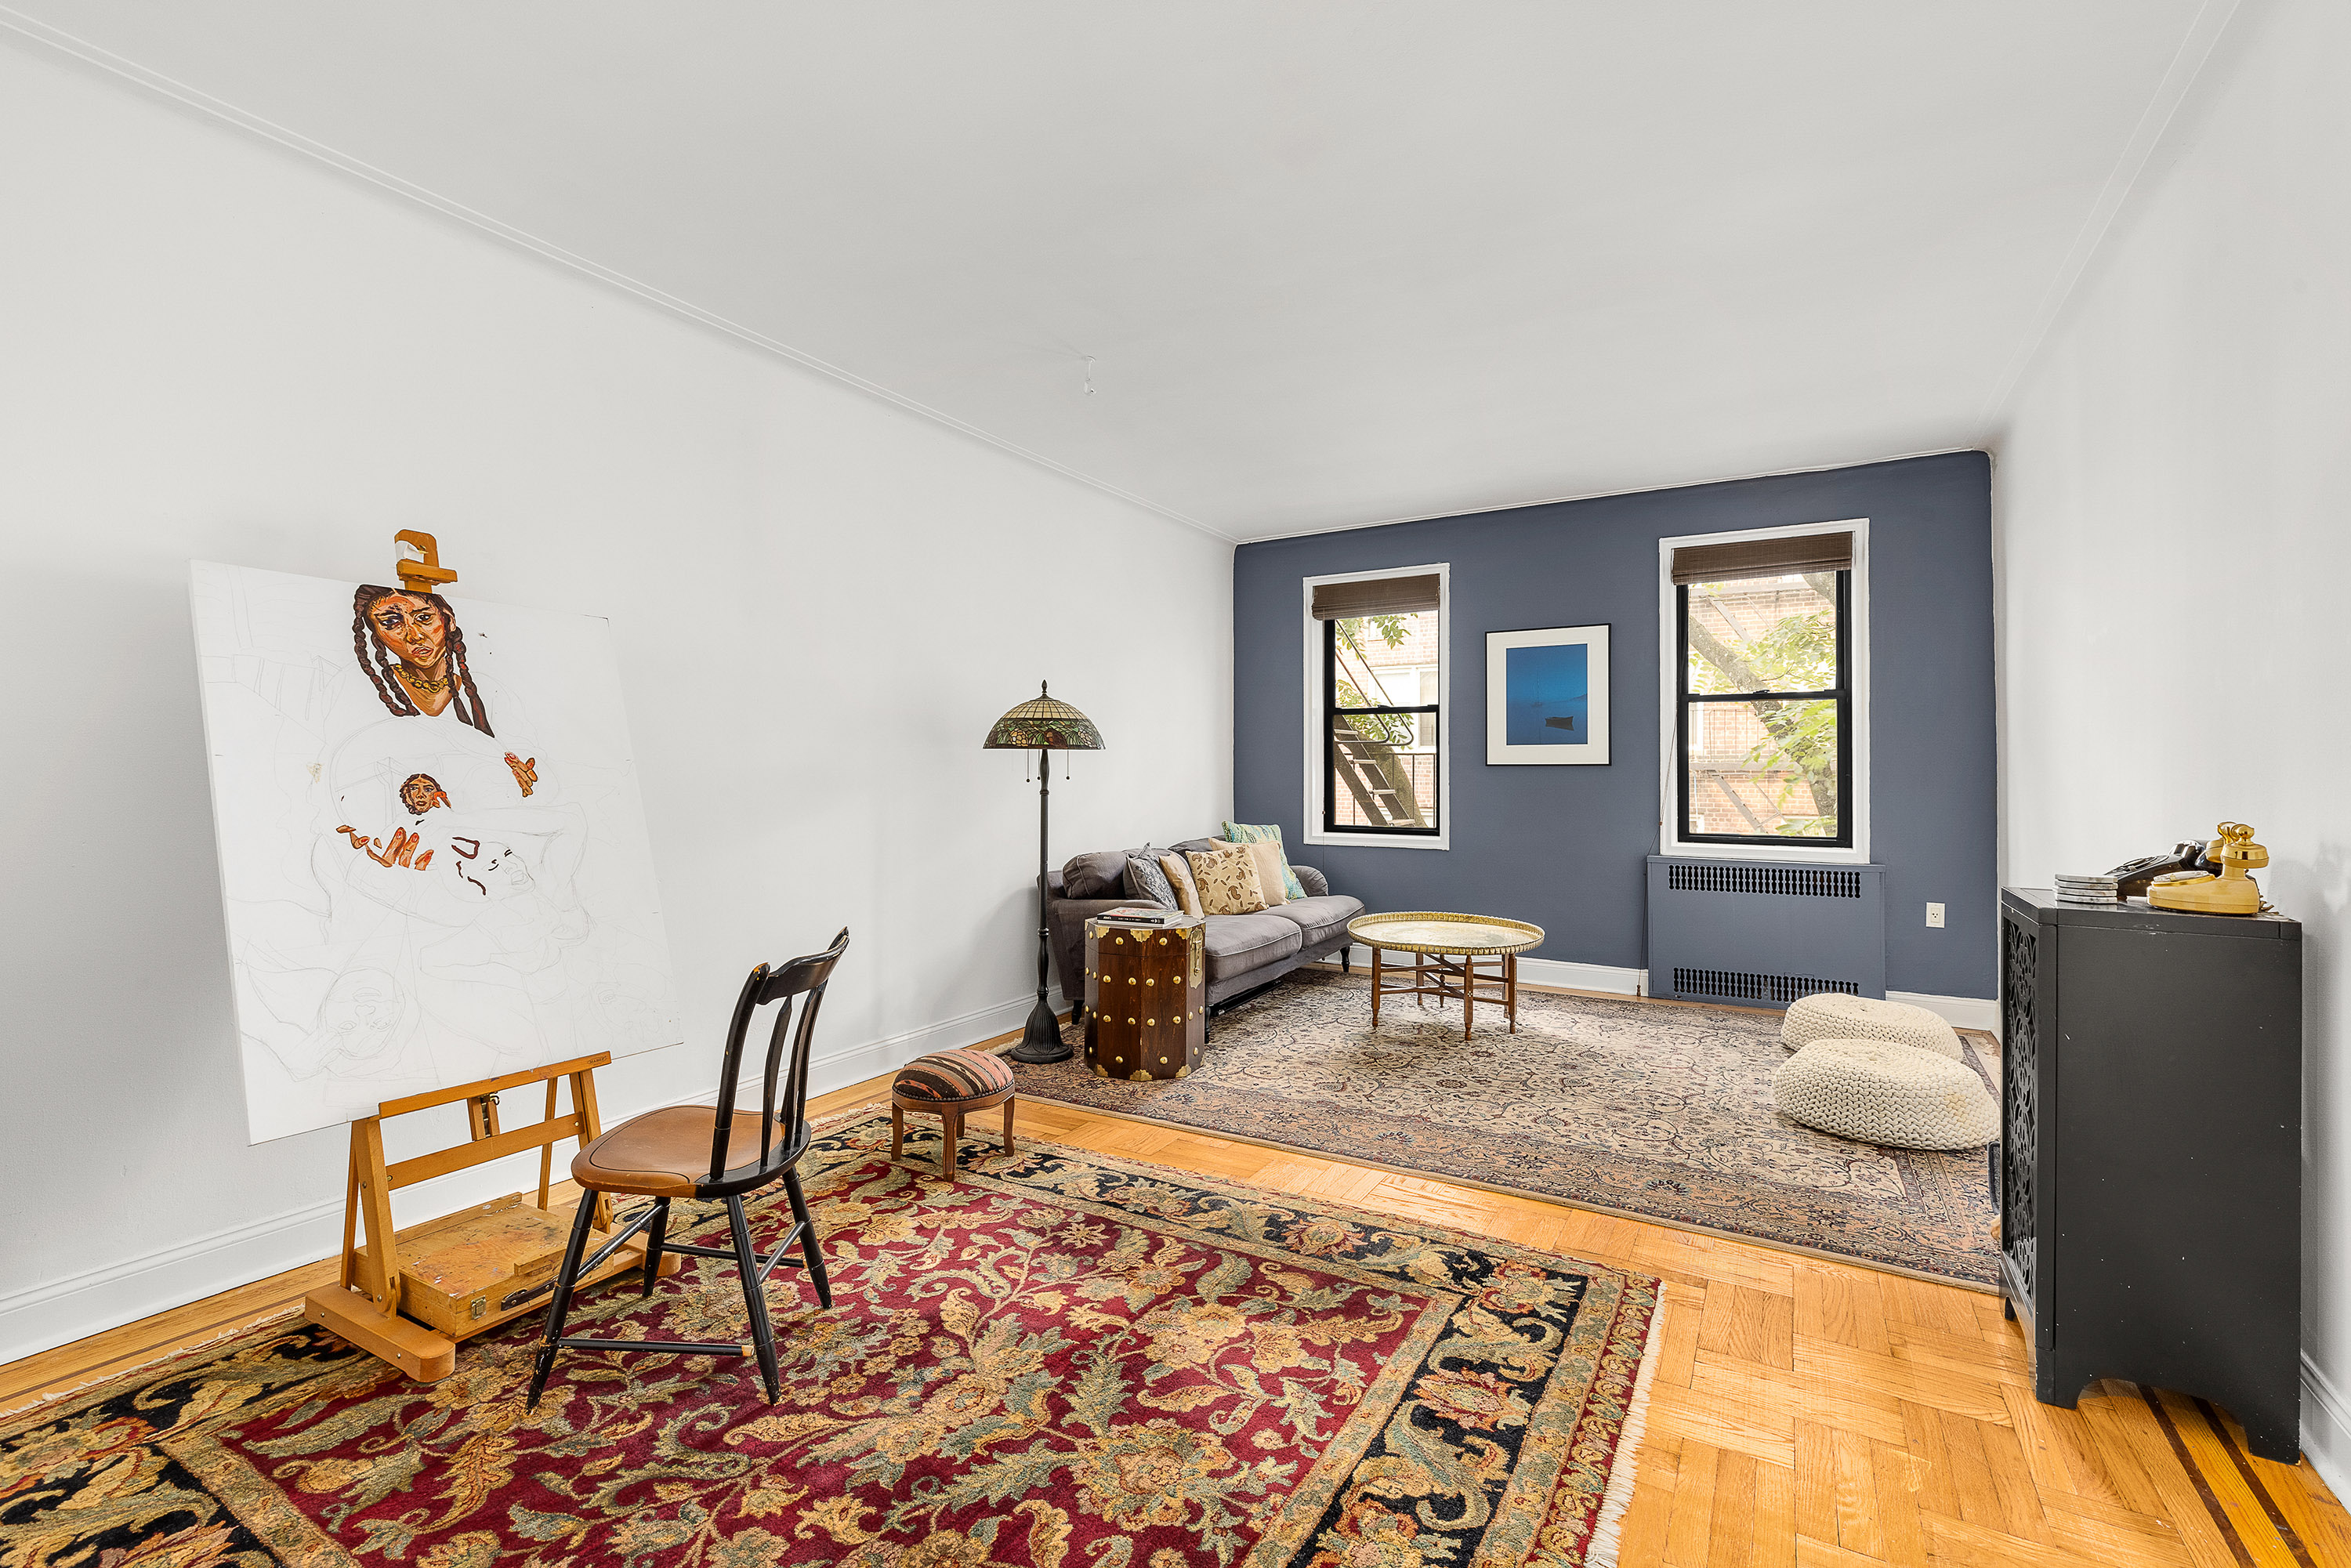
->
xmin=1367 ymin=946 xmax=1520 ymax=1038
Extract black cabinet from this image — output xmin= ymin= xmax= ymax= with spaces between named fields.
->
xmin=1999 ymin=887 xmax=2302 ymax=1461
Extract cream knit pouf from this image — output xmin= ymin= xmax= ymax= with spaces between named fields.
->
xmin=1772 ymin=1038 xmax=1998 ymax=1150
xmin=1781 ymin=991 xmax=1962 ymax=1059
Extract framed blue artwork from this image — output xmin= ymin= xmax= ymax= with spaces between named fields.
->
xmin=1486 ymin=624 xmax=1610 ymax=765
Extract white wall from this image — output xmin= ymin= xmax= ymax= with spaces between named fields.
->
xmin=0 ymin=42 xmax=1231 ymax=1361
xmin=1992 ymin=0 xmax=2351 ymax=1487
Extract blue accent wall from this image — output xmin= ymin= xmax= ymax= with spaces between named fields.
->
xmin=1233 ymin=452 xmax=1996 ymax=999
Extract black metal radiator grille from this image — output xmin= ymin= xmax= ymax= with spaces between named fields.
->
xmin=1665 ymin=864 xmax=1863 ymax=898
xmin=1668 ymin=969 xmax=1860 ymax=1005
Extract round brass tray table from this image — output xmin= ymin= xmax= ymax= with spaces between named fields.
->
xmin=1346 ymin=911 xmax=1545 ymax=1039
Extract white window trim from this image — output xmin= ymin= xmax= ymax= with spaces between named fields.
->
xmin=1302 ymin=563 xmax=1451 ymax=851
xmin=1657 ymin=519 xmax=1870 ymax=864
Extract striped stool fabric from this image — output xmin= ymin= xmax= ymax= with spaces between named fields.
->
xmin=893 ymin=1050 xmax=1016 ymax=1102
xmin=890 ymin=1050 xmax=1016 ymax=1185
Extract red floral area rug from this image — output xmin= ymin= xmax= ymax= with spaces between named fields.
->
xmin=0 ymin=1114 xmax=1661 ymax=1568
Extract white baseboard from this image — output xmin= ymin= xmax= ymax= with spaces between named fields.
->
xmin=1317 ymin=945 xmax=1646 ymax=997
xmin=1517 ymin=956 xmax=1646 ymax=995
xmin=2303 ymin=1353 xmax=2351 ymax=1497
xmin=1889 ymin=990 xmax=2001 ymax=1037
xmin=0 ymin=989 xmax=1063 ymax=1370
xmin=0 ymin=1193 xmax=350 ymax=1378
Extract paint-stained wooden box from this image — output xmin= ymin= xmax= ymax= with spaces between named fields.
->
xmin=1083 ymin=915 xmax=1206 ymax=1081
xmin=393 ymin=1193 xmax=653 ymax=1338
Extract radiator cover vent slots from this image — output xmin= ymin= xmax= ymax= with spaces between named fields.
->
xmin=1670 ymin=969 xmax=1860 ymax=1005
xmin=1646 ymin=856 xmax=1886 ymax=1010
xmin=1665 ymin=863 xmax=1861 ymax=898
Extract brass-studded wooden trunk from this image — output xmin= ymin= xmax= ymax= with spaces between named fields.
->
xmin=1084 ymin=915 xmax=1206 ymax=1081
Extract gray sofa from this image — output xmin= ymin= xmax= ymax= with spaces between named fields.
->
xmin=1046 ymin=837 xmax=1364 ymax=1016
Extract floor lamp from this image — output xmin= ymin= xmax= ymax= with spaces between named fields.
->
xmin=985 ymin=682 xmax=1103 ymax=1064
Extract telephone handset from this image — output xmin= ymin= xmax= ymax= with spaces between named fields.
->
xmin=2139 ymin=822 xmax=2269 ymax=917
xmin=2101 ymin=842 xmax=2212 ymax=899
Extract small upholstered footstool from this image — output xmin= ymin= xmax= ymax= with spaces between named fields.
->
xmin=890 ymin=1049 xmax=1016 ymax=1184
xmin=1772 ymin=1038 xmax=1998 ymax=1150
xmin=1781 ymin=991 xmax=1962 ymax=1059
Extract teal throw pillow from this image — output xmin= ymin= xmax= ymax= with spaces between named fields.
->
xmin=1223 ymin=821 xmax=1308 ymax=901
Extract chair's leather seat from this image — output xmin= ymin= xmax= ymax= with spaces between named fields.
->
xmin=572 ymin=1106 xmax=775 ymax=1197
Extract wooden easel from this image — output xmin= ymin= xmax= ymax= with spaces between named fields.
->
xmin=302 ymin=533 xmax=678 ymax=1380
xmin=302 ymin=1052 xmax=678 ymax=1382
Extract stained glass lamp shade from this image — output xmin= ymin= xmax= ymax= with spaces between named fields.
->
xmin=987 ymin=682 xmax=1103 ymax=1064
xmin=984 ymin=683 xmax=1103 ymax=752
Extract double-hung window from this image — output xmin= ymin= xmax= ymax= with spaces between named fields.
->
xmin=1305 ymin=568 xmax=1446 ymax=844
xmin=1666 ymin=525 xmax=1864 ymax=854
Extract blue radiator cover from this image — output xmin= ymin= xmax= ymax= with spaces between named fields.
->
xmin=1645 ymin=856 xmax=1886 ymax=1008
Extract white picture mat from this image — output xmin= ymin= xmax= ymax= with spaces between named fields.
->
xmin=1487 ymin=623 xmax=1610 ymax=765
xmin=190 ymin=561 xmax=681 ymax=1143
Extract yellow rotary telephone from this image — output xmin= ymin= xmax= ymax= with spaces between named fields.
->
xmin=2147 ymin=821 xmax=2268 ymax=916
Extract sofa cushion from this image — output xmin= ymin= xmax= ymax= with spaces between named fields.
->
xmin=1241 ymin=841 xmax=1290 ymax=906
xmin=1158 ymin=852 xmax=1203 ymax=918
xmin=1224 ymin=822 xmax=1309 ymax=900
xmin=1202 ymin=913 xmax=1302 ymax=980
xmin=1188 ymin=844 xmax=1267 ymax=915
xmin=1264 ymin=894 xmax=1363 ymax=950
xmin=1125 ymin=854 xmax=1178 ymax=909
xmin=1062 ymin=849 xmax=1131 ymax=900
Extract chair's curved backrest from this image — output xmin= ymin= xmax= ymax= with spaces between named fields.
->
xmin=708 ymin=928 xmax=850 ymax=1184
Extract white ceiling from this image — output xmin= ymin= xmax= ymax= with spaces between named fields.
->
xmin=8 ymin=2 xmax=2216 ymax=541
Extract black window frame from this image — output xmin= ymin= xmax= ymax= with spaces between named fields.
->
xmin=1675 ymin=567 xmax=1853 ymax=849
xmin=1322 ymin=615 xmax=1441 ymax=838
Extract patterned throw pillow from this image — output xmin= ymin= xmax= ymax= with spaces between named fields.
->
xmin=1157 ymin=852 xmax=1203 ymax=918
xmin=1223 ymin=822 xmax=1308 ymax=900
xmin=1186 ymin=844 xmax=1266 ymax=915
xmin=1125 ymin=854 xmax=1178 ymax=910
xmin=1241 ymin=841 xmax=1289 ymax=906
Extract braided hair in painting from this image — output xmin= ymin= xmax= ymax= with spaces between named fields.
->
xmin=351 ymin=585 xmax=495 ymax=737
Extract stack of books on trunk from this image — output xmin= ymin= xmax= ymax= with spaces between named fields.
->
xmin=1098 ymin=906 xmax=1183 ymax=926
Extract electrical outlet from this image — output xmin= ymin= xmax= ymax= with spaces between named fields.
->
xmin=1925 ymin=903 xmax=1946 ymax=928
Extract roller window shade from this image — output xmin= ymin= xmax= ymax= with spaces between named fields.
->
xmin=1310 ymin=574 xmax=1441 ymax=620
xmin=1671 ymin=531 xmax=1853 ymax=586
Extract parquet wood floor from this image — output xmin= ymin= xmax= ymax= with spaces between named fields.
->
xmin=6 ymin=1041 xmax=2345 ymax=1566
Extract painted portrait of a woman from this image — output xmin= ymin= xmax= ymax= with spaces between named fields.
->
xmin=351 ymin=585 xmax=538 ymax=796
xmin=190 ymin=559 xmax=679 ymax=1143
xmin=353 ymin=585 xmax=493 ymax=732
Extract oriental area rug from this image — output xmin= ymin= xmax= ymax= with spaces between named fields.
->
xmin=0 ymin=1113 xmax=1661 ymax=1568
xmin=1019 ymin=970 xmax=2001 ymax=1287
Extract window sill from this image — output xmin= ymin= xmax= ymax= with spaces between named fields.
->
xmin=1663 ymin=838 xmax=1869 ymax=864
xmin=1304 ymin=829 xmax=1450 ymax=852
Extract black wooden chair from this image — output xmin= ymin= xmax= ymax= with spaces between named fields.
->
xmin=527 ymin=929 xmax=849 ymax=1408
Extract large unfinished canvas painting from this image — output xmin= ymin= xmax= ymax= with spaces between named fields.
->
xmin=190 ymin=562 xmax=679 ymax=1143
